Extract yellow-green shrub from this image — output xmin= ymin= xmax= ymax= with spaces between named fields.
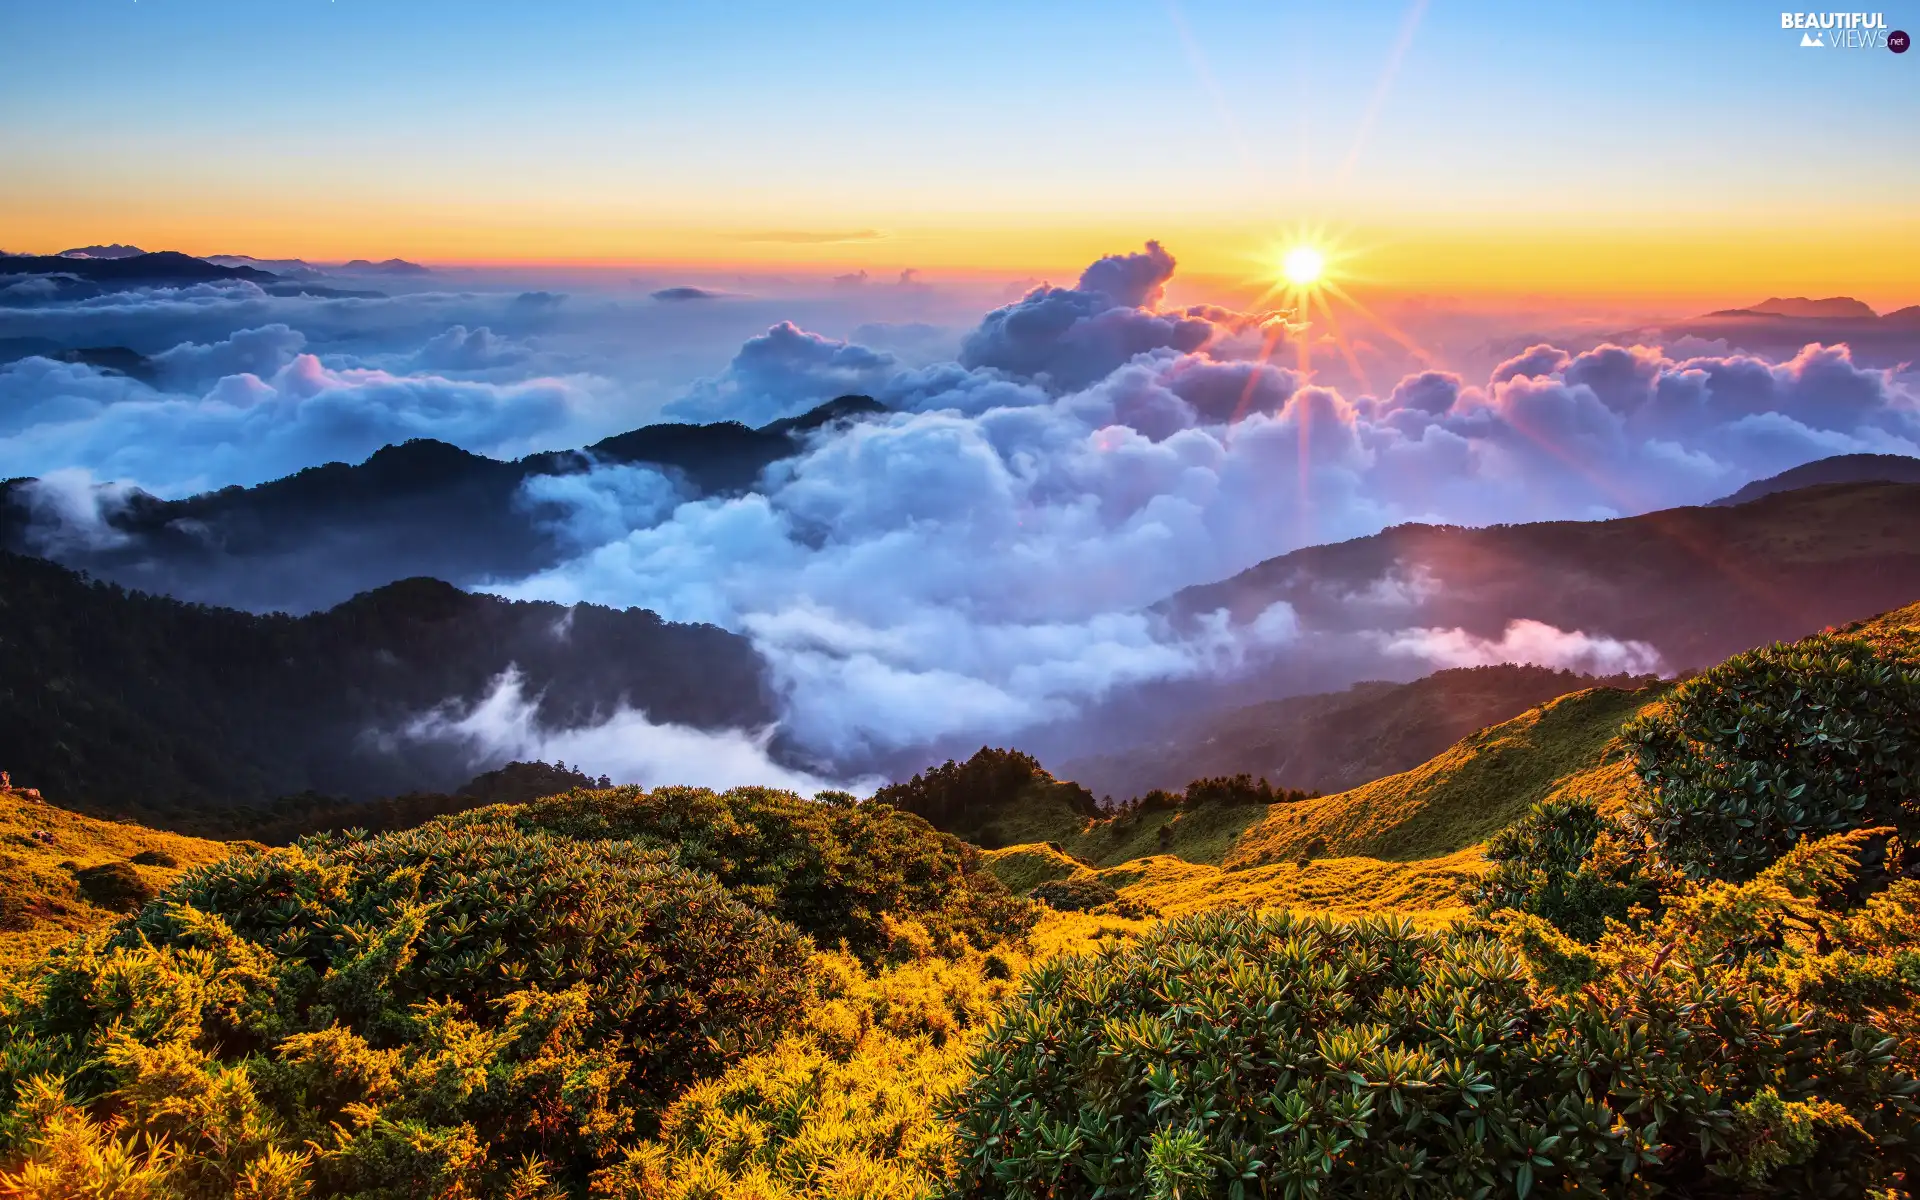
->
xmin=0 ymin=820 xmax=816 ymax=1197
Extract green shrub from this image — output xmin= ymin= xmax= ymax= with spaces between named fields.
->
xmin=1468 ymin=796 xmax=1667 ymax=939
xmin=1030 ymin=874 xmax=1119 ymax=912
xmin=1624 ymin=633 xmax=1920 ymax=883
xmin=0 ymin=818 xmax=815 ymax=1196
xmin=72 ymin=861 xmax=154 ymax=913
xmin=949 ymin=832 xmax=1920 ymax=1198
xmin=130 ymin=848 xmax=179 ymax=867
xmin=458 ymin=785 xmax=1035 ymax=961
xmin=874 ymin=746 xmax=1099 ymax=844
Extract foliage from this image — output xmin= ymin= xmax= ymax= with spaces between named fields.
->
xmin=1095 ymin=850 xmax=1483 ymax=927
xmin=1467 ymin=796 xmax=1669 ymax=940
xmin=224 ymin=760 xmax=609 ymax=845
xmin=982 ymin=843 xmax=1083 ymax=896
xmin=950 ymin=831 xmax=1920 ymax=1198
xmin=597 ymin=910 xmax=1139 ymax=1200
xmin=1227 ymin=683 xmax=1665 ymax=869
xmin=1030 ymin=874 xmax=1119 ymax=912
xmin=873 ymin=747 xmax=1099 ymax=850
xmin=0 ymin=818 xmax=816 ymax=1196
xmin=0 ymin=792 xmax=230 ymax=970
xmin=1624 ymin=630 xmax=1920 ymax=883
xmin=452 ymin=785 xmax=1035 ymax=962
xmin=70 ymin=861 xmax=154 ymax=914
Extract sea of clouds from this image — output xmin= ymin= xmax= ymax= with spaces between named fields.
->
xmin=5 ymin=243 xmax=1917 ymax=789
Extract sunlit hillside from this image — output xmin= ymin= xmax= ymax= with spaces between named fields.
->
xmin=3 ymin=597 xmax=1918 ymax=1195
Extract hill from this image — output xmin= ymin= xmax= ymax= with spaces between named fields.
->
xmin=0 ymin=551 xmax=772 ymax=818
xmin=1059 ymin=663 xmax=1655 ymax=800
xmin=1222 ymin=681 xmax=1664 ymax=868
xmin=1166 ymin=481 xmax=1920 ymax=681
xmin=0 ymin=780 xmax=232 ymax=968
xmin=1710 ymin=452 xmax=1920 ymax=506
xmin=0 ymin=396 xmax=889 ymax=613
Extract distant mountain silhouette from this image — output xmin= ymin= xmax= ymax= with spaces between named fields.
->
xmin=1743 ymin=296 xmax=1878 ymax=320
xmin=56 ymin=243 xmax=147 ymax=260
xmin=0 ymin=250 xmax=276 ymax=284
xmin=1590 ymin=295 xmax=1920 ymax=368
xmin=0 ymin=550 xmax=774 ymax=819
xmin=341 ymin=257 xmax=431 ymax=275
xmin=1710 ymin=453 xmax=1920 ymax=506
xmin=0 ymin=396 xmax=891 ymax=613
xmin=205 ymin=253 xmax=330 ymax=280
xmin=0 ymin=339 xmax=156 ymax=382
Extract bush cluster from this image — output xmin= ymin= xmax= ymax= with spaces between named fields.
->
xmin=1030 ymin=874 xmax=1120 ymax=912
xmin=951 ymin=832 xmax=1920 ymax=1198
xmin=0 ymin=820 xmax=817 ymax=1196
xmin=1623 ymin=631 xmax=1920 ymax=885
xmin=454 ymin=785 xmax=1035 ymax=961
xmin=1467 ymin=796 xmax=1668 ymax=940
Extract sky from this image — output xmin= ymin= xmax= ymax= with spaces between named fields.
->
xmin=4 ymin=0 xmax=1917 ymax=305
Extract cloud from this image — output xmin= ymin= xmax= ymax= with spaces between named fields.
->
xmin=651 ymin=286 xmax=723 ymax=302
xmin=1377 ymin=618 xmax=1665 ymax=676
xmin=488 ymin=245 xmax=1916 ymax=768
xmin=8 ymin=241 xmax=1918 ymax=781
xmin=151 ymin=323 xmax=307 ymax=388
xmin=411 ymin=324 xmax=530 ymax=371
xmin=665 ymin=320 xmax=899 ymax=425
xmin=0 ymin=352 xmax=604 ymax=495
xmin=8 ymin=467 xmax=136 ymax=555
xmin=399 ymin=665 xmax=870 ymax=794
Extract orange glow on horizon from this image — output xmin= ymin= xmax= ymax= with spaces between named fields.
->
xmin=4 ymin=200 xmax=1916 ymax=311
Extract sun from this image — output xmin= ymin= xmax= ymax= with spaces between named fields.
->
xmin=1281 ymin=245 xmax=1325 ymax=287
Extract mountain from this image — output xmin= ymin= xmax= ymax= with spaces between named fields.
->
xmin=1165 ymin=481 xmax=1920 ymax=680
xmin=0 ymin=340 xmax=157 ymax=381
xmin=0 ymin=550 xmax=774 ymax=819
xmin=205 ymin=253 xmax=328 ymax=278
xmin=0 ymin=396 xmax=890 ymax=613
xmin=341 ymin=256 xmax=431 ymax=275
xmin=55 ymin=243 xmax=147 ymax=260
xmin=1711 ymin=453 xmax=1920 ymax=506
xmin=1726 ymin=295 xmax=1879 ymax=320
xmin=1611 ymin=297 xmax=1920 ymax=368
xmin=1058 ymin=663 xmax=1658 ymax=801
xmin=0 ymin=249 xmax=276 ymax=284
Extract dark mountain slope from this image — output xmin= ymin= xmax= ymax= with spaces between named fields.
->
xmin=1167 ymin=481 xmax=1920 ymax=675
xmin=1710 ymin=453 xmax=1920 ymax=506
xmin=0 ymin=551 xmax=773 ymax=820
xmin=0 ymin=396 xmax=888 ymax=613
xmin=0 ymin=250 xmax=277 ymax=284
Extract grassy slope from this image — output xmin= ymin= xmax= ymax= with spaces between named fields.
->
xmin=1061 ymin=665 xmax=1648 ymax=801
xmin=0 ymin=787 xmax=232 ymax=968
xmin=1224 ymin=683 xmax=1667 ymax=869
xmin=1096 ymin=849 xmax=1483 ymax=927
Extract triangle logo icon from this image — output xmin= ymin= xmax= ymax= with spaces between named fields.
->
xmin=1800 ymin=31 xmax=1823 ymax=45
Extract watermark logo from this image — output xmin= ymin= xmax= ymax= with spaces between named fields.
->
xmin=1781 ymin=11 xmax=1904 ymax=49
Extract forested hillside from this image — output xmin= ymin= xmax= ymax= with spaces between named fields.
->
xmin=0 ymin=552 xmax=771 ymax=816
